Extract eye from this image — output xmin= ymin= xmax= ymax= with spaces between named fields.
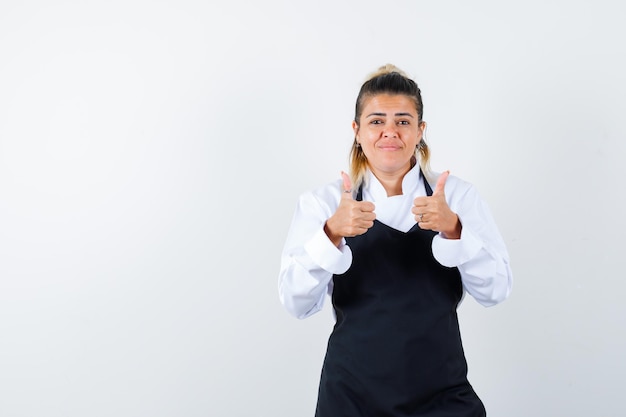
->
xmin=369 ymin=119 xmax=383 ymax=125
xmin=398 ymin=120 xmax=410 ymax=125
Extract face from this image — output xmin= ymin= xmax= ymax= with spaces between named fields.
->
xmin=353 ymin=94 xmax=425 ymax=179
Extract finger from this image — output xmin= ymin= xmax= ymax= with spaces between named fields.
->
xmin=411 ymin=206 xmax=424 ymax=218
xmin=433 ymin=170 xmax=450 ymax=196
xmin=352 ymin=227 xmax=369 ymax=236
xmin=359 ymin=201 xmax=376 ymax=213
xmin=412 ymin=196 xmax=428 ymax=209
xmin=341 ymin=171 xmax=354 ymax=200
xmin=360 ymin=211 xmax=376 ymax=221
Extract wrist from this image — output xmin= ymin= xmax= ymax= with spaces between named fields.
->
xmin=441 ymin=215 xmax=462 ymax=240
xmin=324 ymin=221 xmax=343 ymax=247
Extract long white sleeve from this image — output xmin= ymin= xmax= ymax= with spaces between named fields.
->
xmin=431 ymin=177 xmax=513 ymax=306
xmin=278 ymin=181 xmax=351 ymax=319
xmin=278 ymin=168 xmax=513 ymax=319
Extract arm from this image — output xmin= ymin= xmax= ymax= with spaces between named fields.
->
xmin=431 ymin=176 xmax=513 ymax=306
xmin=278 ymin=186 xmax=353 ymax=319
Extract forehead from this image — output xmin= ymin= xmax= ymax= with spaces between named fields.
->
xmin=361 ymin=94 xmax=417 ymax=115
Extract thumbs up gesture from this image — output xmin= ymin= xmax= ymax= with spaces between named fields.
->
xmin=411 ymin=171 xmax=462 ymax=239
xmin=324 ymin=171 xmax=376 ymax=246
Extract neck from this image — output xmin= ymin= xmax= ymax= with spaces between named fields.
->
xmin=371 ymin=167 xmax=410 ymax=197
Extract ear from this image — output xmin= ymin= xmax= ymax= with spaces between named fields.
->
xmin=352 ymin=120 xmax=359 ymax=136
xmin=419 ymin=121 xmax=427 ymax=137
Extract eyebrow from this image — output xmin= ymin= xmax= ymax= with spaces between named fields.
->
xmin=365 ymin=112 xmax=414 ymax=118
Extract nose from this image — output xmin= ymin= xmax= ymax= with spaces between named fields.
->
xmin=382 ymin=124 xmax=398 ymax=138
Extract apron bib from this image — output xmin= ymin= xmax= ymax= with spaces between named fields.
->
xmin=315 ymin=174 xmax=486 ymax=417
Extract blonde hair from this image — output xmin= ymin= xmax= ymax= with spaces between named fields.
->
xmin=349 ymin=64 xmax=431 ymax=190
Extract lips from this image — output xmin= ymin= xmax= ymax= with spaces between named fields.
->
xmin=377 ymin=143 xmax=402 ymax=151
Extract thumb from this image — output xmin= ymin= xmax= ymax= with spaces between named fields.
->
xmin=341 ymin=171 xmax=354 ymax=199
xmin=433 ymin=170 xmax=449 ymax=196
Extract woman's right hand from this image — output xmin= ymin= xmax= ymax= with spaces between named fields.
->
xmin=324 ymin=172 xmax=376 ymax=246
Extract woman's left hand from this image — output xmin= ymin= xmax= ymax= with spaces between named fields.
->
xmin=412 ymin=171 xmax=462 ymax=239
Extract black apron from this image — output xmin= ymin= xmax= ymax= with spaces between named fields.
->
xmin=315 ymin=173 xmax=486 ymax=417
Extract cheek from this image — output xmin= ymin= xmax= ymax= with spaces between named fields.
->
xmin=363 ymin=126 xmax=384 ymax=138
xmin=406 ymin=129 xmax=421 ymax=142
xmin=358 ymin=130 xmax=375 ymax=143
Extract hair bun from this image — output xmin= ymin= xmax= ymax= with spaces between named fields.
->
xmin=366 ymin=64 xmax=408 ymax=80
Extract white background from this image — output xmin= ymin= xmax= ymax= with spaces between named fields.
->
xmin=1 ymin=1 xmax=624 ymax=416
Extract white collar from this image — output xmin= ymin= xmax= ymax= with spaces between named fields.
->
xmin=364 ymin=164 xmax=422 ymax=201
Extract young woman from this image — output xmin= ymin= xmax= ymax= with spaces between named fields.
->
xmin=279 ymin=64 xmax=512 ymax=416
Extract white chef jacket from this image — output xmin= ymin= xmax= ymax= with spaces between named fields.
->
xmin=278 ymin=165 xmax=513 ymax=319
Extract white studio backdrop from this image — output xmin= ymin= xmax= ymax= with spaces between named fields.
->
xmin=0 ymin=1 xmax=624 ymax=416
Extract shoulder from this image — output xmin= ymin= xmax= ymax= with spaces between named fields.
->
xmin=296 ymin=178 xmax=343 ymax=217
xmin=428 ymin=170 xmax=474 ymax=195
xmin=305 ymin=178 xmax=343 ymax=202
xmin=428 ymin=171 xmax=483 ymax=212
